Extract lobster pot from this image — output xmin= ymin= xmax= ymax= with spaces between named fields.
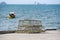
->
xmin=17 ymin=20 xmax=43 ymax=33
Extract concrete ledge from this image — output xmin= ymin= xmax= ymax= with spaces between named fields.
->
xmin=46 ymin=29 xmax=57 ymax=31
xmin=0 ymin=31 xmax=15 ymax=34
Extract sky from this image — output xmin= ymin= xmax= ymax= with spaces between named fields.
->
xmin=0 ymin=0 xmax=60 ymax=4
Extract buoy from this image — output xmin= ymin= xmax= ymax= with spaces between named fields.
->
xmin=8 ymin=12 xmax=15 ymax=18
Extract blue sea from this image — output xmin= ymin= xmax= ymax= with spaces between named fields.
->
xmin=0 ymin=4 xmax=60 ymax=31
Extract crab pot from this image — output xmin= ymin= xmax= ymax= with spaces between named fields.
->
xmin=17 ymin=19 xmax=43 ymax=33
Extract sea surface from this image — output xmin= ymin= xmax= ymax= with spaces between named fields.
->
xmin=0 ymin=4 xmax=60 ymax=31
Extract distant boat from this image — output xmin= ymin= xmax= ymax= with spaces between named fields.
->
xmin=34 ymin=1 xmax=40 ymax=5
